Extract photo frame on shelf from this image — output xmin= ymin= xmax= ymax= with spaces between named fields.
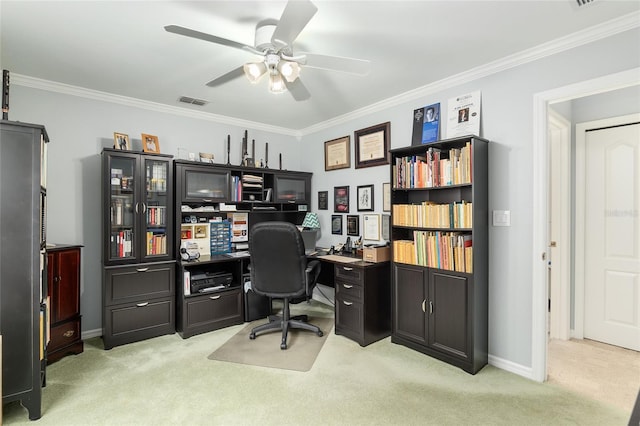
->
xmin=357 ymin=184 xmax=374 ymax=211
xmin=354 ymin=122 xmax=390 ymax=169
xmin=141 ymin=133 xmax=160 ymax=153
xmin=346 ymin=215 xmax=359 ymax=236
xmin=331 ymin=215 xmax=343 ymax=235
xmin=382 ymin=182 xmax=391 ymax=212
xmin=363 ymin=214 xmax=380 ymax=241
xmin=113 ymin=132 xmax=130 ymax=150
xmin=324 ymin=136 xmax=350 ymax=171
xmin=334 ymin=185 xmax=349 ymax=213
xmin=318 ymin=191 xmax=328 ymax=210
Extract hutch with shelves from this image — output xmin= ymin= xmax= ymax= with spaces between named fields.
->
xmin=101 ymin=148 xmax=176 ymax=349
xmin=389 ymin=135 xmax=488 ymax=374
xmin=0 ymin=120 xmax=49 ymax=420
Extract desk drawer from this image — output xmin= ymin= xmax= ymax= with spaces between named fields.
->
xmin=103 ymin=297 xmax=174 ymax=349
xmin=104 ymin=262 xmax=175 ymax=306
xmin=335 ymin=279 xmax=363 ymax=302
xmin=334 ymin=264 xmax=363 ymax=283
xmin=179 ymin=288 xmax=243 ymax=338
xmin=335 ymin=296 xmax=363 ymax=343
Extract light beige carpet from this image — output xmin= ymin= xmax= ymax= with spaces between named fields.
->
xmin=208 ymin=316 xmax=334 ymax=372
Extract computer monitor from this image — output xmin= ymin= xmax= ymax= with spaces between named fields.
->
xmin=300 ymin=229 xmax=318 ymax=255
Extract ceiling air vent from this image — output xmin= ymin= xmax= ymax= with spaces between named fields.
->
xmin=575 ymin=0 xmax=595 ymax=6
xmin=179 ymin=96 xmax=208 ymax=106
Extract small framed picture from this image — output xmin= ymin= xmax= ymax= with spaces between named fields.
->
xmin=113 ymin=132 xmax=130 ymax=150
xmin=382 ymin=182 xmax=391 ymax=212
xmin=363 ymin=214 xmax=380 ymax=241
xmin=331 ymin=215 xmax=343 ymax=235
xmin=318 ymin=191 xmax=328 ymax=210
xmin=347 ymin=215 xmax=359 ymax=236
xmin=357 ymin=184 xmax=374 ymax=211
xmin=142 ymin=133 xmax=160 ymax=154
xmin=334 ymin=186 xmax=349 ymax=213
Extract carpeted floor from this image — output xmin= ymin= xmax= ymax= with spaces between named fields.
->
xmin=1 ymin=300 xmax=631 ymax=425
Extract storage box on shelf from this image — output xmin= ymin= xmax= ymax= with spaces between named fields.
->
xmin=101 ymin=149 xmax=176 ymax=349
xmin=390 ymin=135 xmax=488 ymax=374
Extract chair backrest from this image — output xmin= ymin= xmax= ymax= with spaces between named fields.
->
xmin=249 ymin=221 xmax=308 ymax=298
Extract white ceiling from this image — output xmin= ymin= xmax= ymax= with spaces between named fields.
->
xmin=1 ymin=1 xmax=639 ymax=131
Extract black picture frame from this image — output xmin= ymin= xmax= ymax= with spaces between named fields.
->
xmin=347 ymin=215 xmax=359 ymax=236
xmin=334 ymin=186 xmax=349 ymax=213
xmin=357 ymin=184 xmax=374 ymax=211
xmin=354 ymin=121 xmax=391 ymax=169
xmin=331 ymin=215 xmax=343 ymax=235
xmin=318 ymin=191 xmax=328 ymax=210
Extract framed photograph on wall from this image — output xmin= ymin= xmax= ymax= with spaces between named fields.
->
xmin=381 ymin=214 xmax=391 ymax=241
xmin=324 ymin=136 xmax=350 ymax=171
xmin=334 ymin=186 xmax=349 ymax=213
xmin=357 ymin=184 xmax=374 ymax=211
xmin=113 ymin=132 xmax=130 ymax=150
xmin=318 ymin=191 xmax=328 ymax=210
xmin=331 ymin=215 xmax=343 ymax=235
xmin=382 ymin=182 xmax=391 ymax=212
xmin=142 ymin=133 xmax=160 ymax=153
xmin=346 ymin=215 xmax=359 ymax=236
xmin=354 ymin=122 xmax=390 ymax=169
xmin=363 ymin=214 xmax=380 ymax=241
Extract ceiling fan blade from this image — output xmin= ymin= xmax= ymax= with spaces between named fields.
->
xmin=302 ymin=53 xmax=371 ymax=76
xmin=285 ymin=78 xmax=311 ymax=101
xmin=165 ymin=25 xmax=251 ymax=52
xmin=206 ymin=66 xmax=246 ymax=87
xmin=271 ymin=0 xmax=318 ymax=48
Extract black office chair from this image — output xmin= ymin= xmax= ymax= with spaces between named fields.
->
xmin=248 ymin=221 xmax=323 ymax=350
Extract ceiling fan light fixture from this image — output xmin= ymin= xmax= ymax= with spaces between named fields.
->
xmin=268 ymin=72 xmax=286 ymax=94
xmin=278 ymin=60 xmax=301 ymax=83
xmin=243 ymin=62 xmax=267 ymax=83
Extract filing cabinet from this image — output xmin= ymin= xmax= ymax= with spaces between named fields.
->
xmin=334 ymin=261 xmax=391 ymax=346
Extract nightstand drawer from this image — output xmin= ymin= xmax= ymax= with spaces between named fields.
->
xmin=334 ymin=264 xmax=363 ymax=283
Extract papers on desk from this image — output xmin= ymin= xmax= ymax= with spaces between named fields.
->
xmin=319 ymin=254 xmax=361 ymax=264
xmin=225 ymin=251 xmax=250 ymax=258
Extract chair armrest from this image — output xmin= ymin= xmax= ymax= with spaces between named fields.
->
xmin=305 ymin=260 xmax=321 ymax=295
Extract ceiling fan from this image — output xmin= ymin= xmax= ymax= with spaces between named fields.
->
xmin=164 ymin=0 xmax=370 ymax=101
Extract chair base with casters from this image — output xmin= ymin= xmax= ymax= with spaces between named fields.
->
xmin=249 ymin=296 xmax=323 ymax=350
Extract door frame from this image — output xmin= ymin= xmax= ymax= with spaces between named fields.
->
xmin=531 ymin=67 xmax=640 ymax=383
xmin=574 ymin=112 xmax=640 ymax=340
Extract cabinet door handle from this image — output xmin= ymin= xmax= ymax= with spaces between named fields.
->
xmin=202 ymin=198 xmax=212 ymax=202
xmin=136 ymin=302 xmax=149 ymax=307
xmin=135 ymin=202 xmax=139 ymax=213
xmin=141 ymin=203 xmax=147 ymax=213
xmin=343 ymin=267 xmax=353 ymax=271
xmin=422 ymin=300 xmax=426 ymax=313
xmin=343 ymin=301 xmax=353 ymax=306
xmin=429 ymin=301 xmax=433 ymax=315
xmin=136 ymin=267 xmax=149 ymax=272
xmin=209 ymin=295 xmax=221 ymax=300
xmin=342 ymin=284 xmax=353 ymax=289
xmin=63 ymin=330 xmax=75 ymax=338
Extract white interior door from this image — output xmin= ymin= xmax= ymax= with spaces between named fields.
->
xmin=583 ymin=118 xmax=640 ymax=351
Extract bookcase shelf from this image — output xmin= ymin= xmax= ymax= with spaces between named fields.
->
xmin=389 ymin=135 xmax=488 ymax=374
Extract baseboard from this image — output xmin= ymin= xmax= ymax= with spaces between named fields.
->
xmin=82 ymin=328 xmax=103 ymax=341
xmin=488 ymin=354 xmax=534 ymax=380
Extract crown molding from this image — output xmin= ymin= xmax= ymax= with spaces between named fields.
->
xmin=299 ymin=11 xmax=640 ymax=136
xmin=11 ymin=11 xmax=638 ymax=139
xmin=11 ymin=74 xmax=301 ymax=137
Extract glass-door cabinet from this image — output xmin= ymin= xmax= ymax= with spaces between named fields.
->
xmin=102 ymin=148 xmax=174 ymax=265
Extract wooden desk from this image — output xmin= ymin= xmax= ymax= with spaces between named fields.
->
xmin=312 ymin=253 xmax=391 ymax=346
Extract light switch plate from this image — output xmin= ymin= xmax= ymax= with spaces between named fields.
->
xmin=493 ymin=210 xmax=511 ymax=227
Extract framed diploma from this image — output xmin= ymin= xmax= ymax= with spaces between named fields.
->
xmin=363 ymin=214 xmax=380 ymax=241
xmin=354 ymin=122 xmax=390 ymax=169
xmin=324 ymin=136 xmax=350 ymax=171
xmin=382 ymin=182 xmax=391 ymax=212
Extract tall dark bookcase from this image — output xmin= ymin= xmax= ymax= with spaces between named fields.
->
xmin=0 ymin=120 xmax=49 ymax=419
xmin=389 ymin=135 xmax=488 ymax=374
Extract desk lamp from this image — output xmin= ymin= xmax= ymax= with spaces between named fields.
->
xmin=301 ymin=212 xmax=320 ymax=230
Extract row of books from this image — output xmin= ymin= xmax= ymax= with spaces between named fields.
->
xmin=110 ymin=198 xmax=132 ymax=226
xmin=146 ymin=231 xmax=167 ymax=255
xmin=231 ymin=176 xmax=242 ymax=201
xmin=393 ymin=230 xmax=473 ymax=273
xmin=146 ymin=163 xmax=167 ymax=192
xmin=393 ymin=143 xmax=472 ymax=188
xmin=146 ymin=206 xmax=166 ymax=226
xmin=110 ymin=230 xmax=133 ymax=258
xmin=392 ymin=201 xmax=472 ymax=229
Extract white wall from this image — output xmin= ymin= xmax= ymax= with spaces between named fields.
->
xmin=7 ymin=26 xmax=639 ymax=376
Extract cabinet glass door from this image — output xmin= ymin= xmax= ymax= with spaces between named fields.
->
xmin=143 ymin=157 xmax=170 ymax=259
xmin=183 ymin=168 xmax=229 ymax=202
xmin=274 ymin=175 xmax=308 ymax=202
xmin=108 ymin=156 xmax=137 ymax=262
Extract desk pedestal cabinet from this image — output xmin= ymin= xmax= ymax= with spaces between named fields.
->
xmin=46 ymin=245 xmax=83 ymax=363
xmin=334 ymin=261 xmax=391 ymax=346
